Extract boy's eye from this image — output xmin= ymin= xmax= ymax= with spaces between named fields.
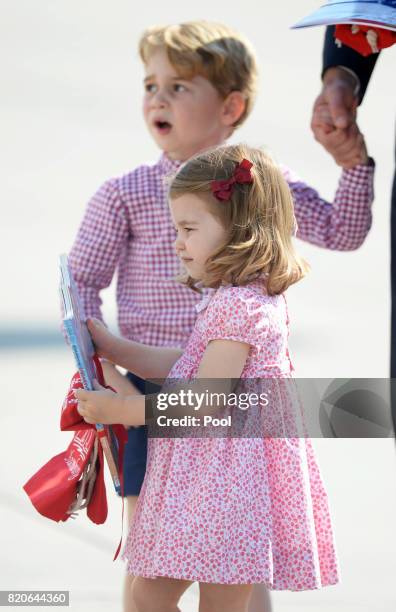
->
xmin=173 ymin=83 xmax=186 ymax=93
xmin=145 ymin=83 xmax=157 ymax=93
xmin=184 ymin=227 xmax=194 ymax=233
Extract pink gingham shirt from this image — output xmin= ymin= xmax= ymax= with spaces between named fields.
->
xmin=69 ymin=153 xmax=374 ymax=348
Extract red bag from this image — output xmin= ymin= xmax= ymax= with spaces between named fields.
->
xmin=23 ymin=369 xmax=127 ymax=527
xmin=23 ymin=428 xmax=99 ymax=523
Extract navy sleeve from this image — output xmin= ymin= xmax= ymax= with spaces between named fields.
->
xmin=322 ymin=26 xmax=380 ymax=103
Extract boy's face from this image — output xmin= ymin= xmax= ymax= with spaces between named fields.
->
xmin=170 ymin=193 xmax=228 ymax=281
xmin=143 ymin=49 xmax=231 ymax=161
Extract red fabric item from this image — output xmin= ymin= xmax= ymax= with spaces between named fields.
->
xmin=23 ymin=365 xmax=127 ymax=528
xmin=23 ymin=429 xmax=97 ymax=523
xmin=211 ymin=158 xmax=253 ymax=201
xmin=60 ymin=370 xmax=92 ymax=431
xmin=335 ymin=24 xmax=396 ymax=56
xmin=86 ymin=434 xmax=107 ymax=525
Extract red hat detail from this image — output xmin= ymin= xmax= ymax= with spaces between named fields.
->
xmin=334 ymin=24 xmax=396 ymax=56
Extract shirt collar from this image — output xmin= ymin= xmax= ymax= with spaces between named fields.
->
xmin=194 ymin=288 xmax=216 ymax=313
xmin=194 ymin=277 xmax=267 ymax=314
xmin=158 ymin=152 xmax=182 ymax=175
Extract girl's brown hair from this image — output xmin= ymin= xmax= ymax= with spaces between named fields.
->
xmin=169 ymin=144 xmax=309 ymax=295
xmin=139 ymin=21 xmax=258 ymax=127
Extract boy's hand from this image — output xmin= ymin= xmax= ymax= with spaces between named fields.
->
xmin=311 ymin=118 xmax=368 ymax=169
xmin=74 ymin=380 xmax=126 ymax=426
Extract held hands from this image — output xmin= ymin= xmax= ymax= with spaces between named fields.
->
xmin=74 ymin=380 xmax=127 ymax=426
xmin=311 ymin=68 xmax=369 ymax=169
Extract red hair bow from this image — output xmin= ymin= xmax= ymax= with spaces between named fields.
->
xmin=211 ymin=158 xmax=253 ymax=201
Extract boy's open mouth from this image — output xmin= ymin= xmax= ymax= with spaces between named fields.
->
xmin=154 ymin=120 xmax=172 ymax=135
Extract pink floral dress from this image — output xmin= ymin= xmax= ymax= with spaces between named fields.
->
xmin=122 ymin=279 xmax=340 ymax=589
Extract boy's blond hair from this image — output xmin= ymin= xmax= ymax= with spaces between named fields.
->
xmin=169 ymin=144 xmax=309 ymax=296
xmin=139 ymin=21 xmax=258 ymax=127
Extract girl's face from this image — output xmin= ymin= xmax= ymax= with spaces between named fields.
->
xmin=170 ymin=194 xmax=228 ymax=281
xmin=143 ymin=49 xmax=232 ymax=161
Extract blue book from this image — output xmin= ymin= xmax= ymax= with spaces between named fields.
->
xmin=60 ymin=254 xmax=121 ymax=495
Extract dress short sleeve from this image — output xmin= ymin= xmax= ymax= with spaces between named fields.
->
xmin=204 ymin=286 xmax=269 ymax=350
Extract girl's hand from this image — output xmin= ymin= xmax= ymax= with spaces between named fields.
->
xmin=87 ymin=318 xmax=118 ymax=362
xmin=74 ymin=380 xmax=126 ymax=426
xmin=101 ymin=361 xmax=141 ymax=396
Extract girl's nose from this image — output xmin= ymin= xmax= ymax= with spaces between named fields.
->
xmin=174 ymin=236 xmax=185 ymax=253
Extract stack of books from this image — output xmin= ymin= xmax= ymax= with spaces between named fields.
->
xmin=60 ymin=254 xmax=121 ymax=495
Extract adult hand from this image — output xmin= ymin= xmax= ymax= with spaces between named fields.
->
xmin=314 ymin=66 xmax=359 ymax=130
xmin=311 ymin=67 xmax=368 ymax=168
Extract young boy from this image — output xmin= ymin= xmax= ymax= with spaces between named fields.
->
xmin=68 ymin=20 xmax=373 ymax=612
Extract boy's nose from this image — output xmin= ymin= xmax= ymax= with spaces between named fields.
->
xmin=151 ymin=90 xmax=168 ymax=108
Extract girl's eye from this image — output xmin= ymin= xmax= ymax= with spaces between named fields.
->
xmin=173 ymin=227 xmax=193 ymax=233
xmin=145 ymin=83 xmax=157 ymax=93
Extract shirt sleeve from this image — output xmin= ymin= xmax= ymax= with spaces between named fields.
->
xmin=322 ymin=26 xmax=379 ymax=104
xmin=204 ymin=288 xmax=269 ymax=350
xmin=282 ymin=162 xmax=375 ymax=251
xmin=67 ymin=178 xmax=130 ymax=322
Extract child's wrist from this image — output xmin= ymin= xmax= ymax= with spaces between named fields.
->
xmin=102 ymin=338 xmax=118 ymax=363
xmin=360 ymin=153 xmax=369 ymax=166
xmin=115 ymin=394 xmax=129 ymax=427
xmin=118 ymin=394 xmax=144 ymax=427
xmin=339 ymin=153 xmax=372 ymax=170
xmin=101 ymin=357 xmax=115 ymax=366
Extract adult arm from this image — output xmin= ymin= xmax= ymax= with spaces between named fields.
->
xmin=314 ymin=25 xmax=380 ymax=136
xmin=323 ymin=25 xmax=380 ymax=104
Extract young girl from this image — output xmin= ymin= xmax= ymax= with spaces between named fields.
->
xmin=75 ymin=143 xmax=340 ymax=612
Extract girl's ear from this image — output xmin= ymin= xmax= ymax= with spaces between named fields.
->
xmin=221 ymin=91 xmax=246 ymax=127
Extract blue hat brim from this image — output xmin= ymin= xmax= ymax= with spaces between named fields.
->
xmin=291 ymin=2 xmax=396 ymax=31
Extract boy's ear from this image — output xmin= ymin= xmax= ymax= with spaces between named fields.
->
xmin=221 ymin=91 xmax=246 ymax=127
